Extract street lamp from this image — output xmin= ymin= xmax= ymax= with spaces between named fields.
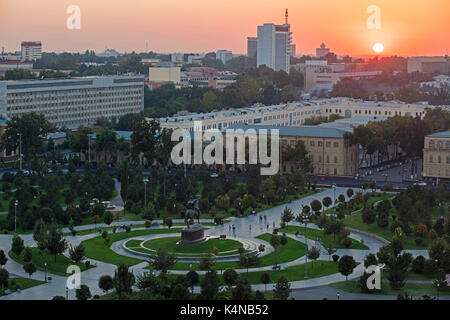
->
xmin=17 ymin=133 xmax=23 ymax=171
xmin=88 ymin=134 xmax=93 ymax=163
xmin=44 ymin=262 xmax=47 ymax=283
xmin=337 ymin=292 xmax=340 ymax=300
xmin=332 ymin=184 xmax=336 ymax=216
xmin=143 ymin=177 xmax=149 ymax=210
xmin=14 ymin=200 xmax=18 ymax=234
xmin=301 ymin=208 xmax=310 ymax=279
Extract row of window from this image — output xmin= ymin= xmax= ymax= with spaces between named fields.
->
xmin=429 ymin=155 xmax=450 ymax=163
xmin=310 ymin=140 xmax=339 ymax=148
xmin=429 ymin=140 xmax=450 ymax=149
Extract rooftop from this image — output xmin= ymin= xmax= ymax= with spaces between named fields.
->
xmin=226 ymin=123 xmax=350 ymax=139
xmin=427 ymin=131 xmax=450 ymax=139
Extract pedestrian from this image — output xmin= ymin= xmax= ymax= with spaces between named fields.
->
xmin=249 ymin=225 xmax=251 ymax=231
xmin=273 ymin=221 xmax=275 ymax=228
xmin=267 ymin=224 xmax=269 ymax=230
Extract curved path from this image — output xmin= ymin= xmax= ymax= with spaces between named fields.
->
xmin=0 ymin=187 xmax=431 ymax=300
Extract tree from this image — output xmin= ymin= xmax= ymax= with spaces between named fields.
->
xmin=239 ymin=253 xmax=260 ymax=275
xmin=339 ymin=255 xmax=356 ymax=280
xmin=310 ymin=200 xmax=322 ymax=216
xmin=163 ymin=217 xmax=173 ymax=229
xmin=307 ymin=246 xmax=320 ymax=268
xmin=273 ymin=276 xmax=290 ymax=300
xmin=23 ymin=247 xmax=33 ymax=263
xmin=347 ymin=188 xmax=354 ymax=198
xmin=222 ymin=268 xmax=239 ymax=289
xmin=269 ymin=234 xmax=281 ymax=268
xmin=113 ymin=264 xmax=135 ymax=298
xmin=0 ymin=112 xmax=55 ymax=162
xmin=68 ymin=244 xmax=86 ymax=264
xmin=45 ymin=224 xmax=68 ymax=262
xmin=149 ymin=248 xmax=176 ymax=274
xmin=103 ymin=211 xmax=113 ymax=226
xmin=186 ymin=270 xmax=200 ymax=293
xmin=0 ymin=250 xmax=7 ymax=266
xmin=98 ymin=275 xmax=114 ymax=293
xmin=428 ymin=238 xmax=448 ymax=266
xmin=199 ymin=253 xmax=215 ymax=271
xmin=200 ymin=270 xmax=221 ymax=300
xmin=0 ymin=268 xmax=9 ymax=289
xmin=362 ymin=206 xmax=376 ymax=224
xmin=11 ymin=235 xmax=25 ymax=256
xmin=231 ymin=277 xmax=253 ymax=300
xmin=23 ymin=262 xmax=37 ymax=278
xmin=93 ymin=215 xmax=101 ymax=228
xmin=364 ymin=253 xmax=378 ymax=268
xmin=260 ymin=272 xmax=271 ymax=292
xmin=322 ymin=196 xmax=332 ymax=211
xmin=33 ymin=219 xmax=48 ymax=251
xmin=280 ymin=207 xmax=294 ymax=229
xmin=76 ymin=284 xmax=92 ymax=301
xmin=433 ymin=269 xmax=448 ymax=298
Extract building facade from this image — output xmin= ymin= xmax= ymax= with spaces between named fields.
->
xmin=316 ymin=43 xmax=330 ymax=58
xmin=148 ymin=65 xmax=181 ymax=84
xmin=216 ymin=50 xmax=233 ymax=65
xmin=407 ymin=56 xmax=449 ymax=74
xmin=21 ymin=41 xmax=42 ymax=62
xmin=257 ymin=23 xmax=291 ymax=73
xmin=227 ymin=123 xmax=359 ymax=176
xmin=0 ymin=75 xmax=144 ymax=128
xmin=247 ymin=37 xmax=257 ymax=58
xmin=423 ymin=131 xmax=450 ymax=179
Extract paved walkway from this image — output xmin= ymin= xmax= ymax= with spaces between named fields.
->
xmin=0 ymin=187 xmax=431 ymax=300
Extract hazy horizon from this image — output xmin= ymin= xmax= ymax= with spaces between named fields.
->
xmin=1 ymin=0 xmax=449 ymax=57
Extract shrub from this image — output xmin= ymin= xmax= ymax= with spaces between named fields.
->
xmin=411 ymin=256 xmax=426 ymax=274
xmin=332 ymin=254 xmax=340 ymax=262
xmin=342 ymin=237 xmax=352 ymax=248
xmin=144 ymin=220 xmax=151 ymax=228
xmin=101 ymin=230 xmax=108 ymax=239
xmin=415 ymin=223 xmax=428 ymax=238
xmin=423 ymin=259 xmax=438 ymax=277
xmin=85 ymin=260 xmax=91 ymax=268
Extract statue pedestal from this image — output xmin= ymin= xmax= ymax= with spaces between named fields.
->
xmin=179 ymin=224 xmax=206 ymax=245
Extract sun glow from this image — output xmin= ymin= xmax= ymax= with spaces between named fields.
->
xmin=373 ymin=43 xmax=384 ymax=53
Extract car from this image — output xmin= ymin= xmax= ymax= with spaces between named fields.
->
xmin=413 ymin=181 xmax=427 ymax=187
xmin=210 ymin=172 xmax=219 ymax=178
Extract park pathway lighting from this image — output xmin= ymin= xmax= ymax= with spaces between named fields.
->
xmin=301 ymin=208 xmax=310 ymax=279
xmin=44 ymin=262 xmax=47 ymax=283
xmin=143 ymin=177 xmax=149 ymax=210
xmin=14 ymin=200 xmax=18 ymax=234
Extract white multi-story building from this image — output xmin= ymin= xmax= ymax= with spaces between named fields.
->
xmin=21 ymin=41 xmax=42 ymax=62
xmin=154 ymin=97 xmax=449 ymax=132
xmin=257 ymin=23 xmax=292 ymax=73
xmin=0 ymin=75 xmax=144 ymax=128
xmin=247 ymin=37 xmax=258 ymax=58
xmin=216 ymin=50 xmax=233 ymax=65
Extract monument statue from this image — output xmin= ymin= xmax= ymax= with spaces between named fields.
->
xmin=184 ymin=198 xmax=201 ymax=228
xmin=180 ymin=198 xmax=205 ymax=245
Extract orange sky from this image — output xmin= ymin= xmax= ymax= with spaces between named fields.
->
xmin=0 ymin=0 xmax=449 ymax=56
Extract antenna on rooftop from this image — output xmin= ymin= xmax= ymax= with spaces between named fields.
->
xmin=285 ymin=8 xmax=288 ymax=24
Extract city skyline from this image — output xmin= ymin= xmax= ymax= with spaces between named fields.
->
xmin=1 ymin=0 xmax=449 ymax=57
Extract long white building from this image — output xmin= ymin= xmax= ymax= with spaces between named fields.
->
xmin=0 ymin=75 xmax=144 ymax=128
xmin=155 ymin=98 xmax=449 ymax=132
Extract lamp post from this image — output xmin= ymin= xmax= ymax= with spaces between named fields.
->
xmin=301 ymin=209 xmax=310 ymax=279
xmin=88 ymin=134 xmax=93 ymax=163
xmin=66 ymin=286 xmax=68 ymax=300
xmin=17 ymin=133 xmax=23 ymax=171
xmin=143 ymin=177 xmax=149 ymax=210
xmin=332 ymin=184 xmax=336 ymax=216
xmin=44 ymin=262 xmax=47 ymax=283
xmin=337 ymin=291 xmax=340 ymax=300
xmin=14 ymin=200 xmax=18 ymax=234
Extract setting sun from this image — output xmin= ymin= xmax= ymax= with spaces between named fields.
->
xmin=373 ymin=43 xmax=385 ymax=53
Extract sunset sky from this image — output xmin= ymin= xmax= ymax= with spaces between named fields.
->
xmin=1 ymin=0 xmax=449 ymax=56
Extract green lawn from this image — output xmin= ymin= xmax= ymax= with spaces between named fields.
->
xmin=9 ymin=247 xmax=93 ymax=277
xmin=330 ymin=280 xmax=450 ymax=297
xmin=142 ymin=233 xmax=307 ymax=271
xmin=81 ymin=229 xmax=181 ymax=266
xmin=279 ymin=226 xmax=369 ymax=250
xmin=141 ymin=237 xmax=243 ymax=255
xmin=0 ymin=277 xmax=45 ymax=296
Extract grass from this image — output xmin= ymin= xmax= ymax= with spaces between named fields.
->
xmin=144 ymin=233 xmax=307 ymax=271
xmin=141 ymin=237 xmax=243 ymax=255
xmin=279 ymin=226 xmax=369 ymax=250
xmin=330 ymin=279 xmax=450 ymax=297
xmin=81 ymin=229 xmax=181 ymax=266
xmin=0 ymin=278 xmax=45 ymax=296
xmin=9 ymin=247 xmax=93 ymax=277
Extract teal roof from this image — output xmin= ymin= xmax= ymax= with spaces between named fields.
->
xmin=92 ymin=130 xmax=132 ymax=141
xmin=0 ymin=119 xmax=7 ymax=125
xmin=427 ymin=131 xmax=450 ymax=138
xmin=226 ymin=123 xmax=349 ymax=139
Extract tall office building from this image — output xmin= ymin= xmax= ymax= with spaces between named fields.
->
xmin=21 ymin=41 xmax=42 ymax=62
xmin=256 ymin=11 xmax=292 ymax=73
xmin=289 ymin=44 xmax=296 ymax=57
xmin=247 ymin=37 xmax=257 ymax=57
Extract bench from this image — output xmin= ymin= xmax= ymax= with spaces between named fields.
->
xmin=219 ymin=235 xmax=226 ymax=239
